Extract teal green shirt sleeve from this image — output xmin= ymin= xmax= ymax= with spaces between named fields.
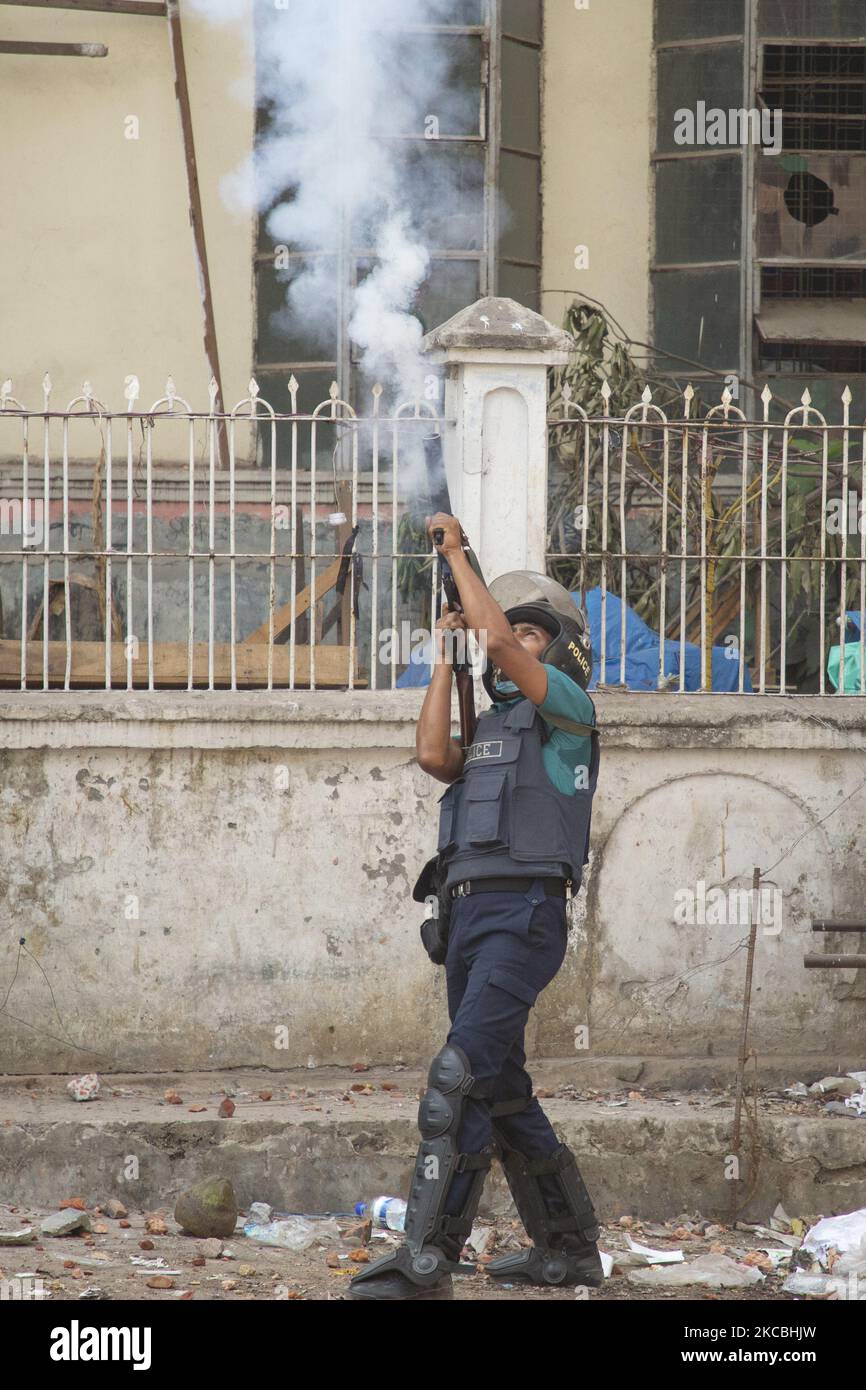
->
xmin=537 ymin=664 xmax=596 ymax=796
xmin=539 ymin=664 xmax=596 ymax=729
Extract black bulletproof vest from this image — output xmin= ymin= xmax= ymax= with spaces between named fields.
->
xmin=437 ymin=696 xmax=600 ymax=890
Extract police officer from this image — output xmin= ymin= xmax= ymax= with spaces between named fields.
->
xmin=350 ymin=514 xmax=603 ymax=1301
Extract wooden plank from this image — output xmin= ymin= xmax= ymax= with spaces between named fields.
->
xmin=0 ymin=640 xmax=362 ymax=688
xmin=0 ymin=2 xmax=165 ymax=13
xmin=245 ymin=553 xmax=344 ymax=644
xmin=0 ymin=39 xmax=107 ymax=54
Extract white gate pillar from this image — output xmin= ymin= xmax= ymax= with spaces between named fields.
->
xmin=422 ymin=296 xmax=573 ymax=581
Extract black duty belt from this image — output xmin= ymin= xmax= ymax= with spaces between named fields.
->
xmin=449 ymin=877 xmax=568 ymax=900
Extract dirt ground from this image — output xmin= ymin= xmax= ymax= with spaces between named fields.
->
xmin=0 ymin=1200 xmax=811 ymax=1302
xmin=3 ymin=1066 xmax=860 ymax=1302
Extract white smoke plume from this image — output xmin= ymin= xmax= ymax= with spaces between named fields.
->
xmin=189 ymin=0 xmax=479 ymax=406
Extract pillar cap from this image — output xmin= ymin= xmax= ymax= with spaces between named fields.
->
xmin=422 ymin=296 xmax=573 ymax=354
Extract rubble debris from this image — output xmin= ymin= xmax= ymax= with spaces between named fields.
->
xmin=782 ymin=1271 xmax=852 ymax=1298
xmin=197 ymin=1239 xmax=225 ymax=1259
xmin=174 ymin=1178 xmax=238 ymax=1239
xmin=243 ymin=1215 xmax=340 ymax=1250
xmin=627 ymin=1253 xmax=765 ymax=1289
xmin=467 ymin=1224 xmax=494 ymax=1257
xmin=825 ymin=1101 xmax=864 ymax=1117
xmin=625 ymin=1237 xmax=684 ymax=1266
xmin=66 ymin=1074 xmax=100 ymax=1102
xmin=342 ymin=1219 xmax=372 ymax=1246
xmin=104 ymin=1199 xmax=128 ymax=1220
xmin=808 ymin=1076 xmax=861 ymax=1098
xmin=802 ymin=1208 xmax=866 ymax=1275
xmin=217 ymin=1098 xmax=235 ymax=1119
xmin=0 ymin=1227 xmax=36 ymax=1245
xmin=40 ymin=1210 xmax=92 ymax=1237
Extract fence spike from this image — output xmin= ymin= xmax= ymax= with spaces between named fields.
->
xmin=800 ymin=387 xmax=812 ymax=407
xmin=249 ymin=377 xmax=260 ymax=400
xmin=683 ymin=383 xmax=695 ymax=401
xmin=842 ymin=384 xmax=853 ymax=406
xmin=561 ymin=381 xmax=573 ymax=404
xmin=0 ymin=378 xmax=11 ymax=409
xmin=82 ymin=380 xmax=93 ymax=405
xmin=641 ymin=385 xmax=653 ymax=404
xmin=600 ymin=378 xmax=612 ymax=402
xmin=329 ymin=381 xmax=340 ymax=399
xmin=166 ymin=376 xmax=177 ymax=408
xmin=42 ymin=372 xmax=52 ymax=406
xmin=124 ymin=375 xmax=140 ymax=409
xmin=721 ymin=385 xmax=733 ymax=406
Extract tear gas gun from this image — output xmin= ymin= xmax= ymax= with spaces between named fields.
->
xmin=423 ymin=433 xmax=484 ymax=750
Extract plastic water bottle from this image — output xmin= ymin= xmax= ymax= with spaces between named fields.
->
xmin=355 ymin=1196 xmax=407 ymax=1232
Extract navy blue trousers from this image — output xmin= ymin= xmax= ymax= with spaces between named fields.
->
xmin=439 ymin=878 xmax=569 ymax=1217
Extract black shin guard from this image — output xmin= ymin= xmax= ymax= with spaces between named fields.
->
xmin=350 ymin=1044 xmax=494 ymax=1292
xmin=487 ymin=1105 xmax=603 ymax=1287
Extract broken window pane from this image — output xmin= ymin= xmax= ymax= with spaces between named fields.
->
xmin=498 ymin=261 xmax=540 ymax=312
xmin=759 ymin=0 xmax=866 ymax=40
xmin=502 ymin=0 xmax=542 ymax=43
xmin=656 ymin=45 xmax=745 ymax=154
xmin=501 ymin=39 xmax=541 ymax=152
xmin=255 ymin=257 xmax=339 ymax=365
xmin=406 ymin=142 xmax=486 ymax=252
xmin=652 ymin=266 xmax=741 ymax=371
xmin=655 ymin=0 xmax=744 ymax=43
xmin=655 ymin=155 xmax=742 ymax=263
xmin=499 ymin=150 xmax=541 ymax=262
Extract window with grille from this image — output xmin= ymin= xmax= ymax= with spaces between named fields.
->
xmin=252 ymin=0 xmax=542 ymax=425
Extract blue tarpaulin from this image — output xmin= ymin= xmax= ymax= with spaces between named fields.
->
xmin=828 ymin=611 xmax=865 ymax=693
xmin=396 ymin=586 xmax=753 ymax=692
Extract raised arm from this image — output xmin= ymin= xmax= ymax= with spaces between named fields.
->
xmin=416 ymin=604 xmax=467 ymax=784
xmin=427 ymin=513 xmax=549 ymax=707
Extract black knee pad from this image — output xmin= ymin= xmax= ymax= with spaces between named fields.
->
xmin=427 ymin=1042 xmax=474 ymax=1097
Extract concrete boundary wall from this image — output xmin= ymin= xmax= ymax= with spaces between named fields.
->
xmin=0 ymin=692 xmax=865 ymax=1077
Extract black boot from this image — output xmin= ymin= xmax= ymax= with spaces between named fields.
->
xmin=484 ymin=1133 xmax=604 ymax=1289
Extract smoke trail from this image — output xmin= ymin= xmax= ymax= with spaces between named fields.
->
xmin=191 ymin=0 xmax=478 ymax=405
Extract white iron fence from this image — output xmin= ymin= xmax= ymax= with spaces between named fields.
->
xmin=0 ymin=376 xmax=443 ymax=692
xmin=1 ymin=375 xmax=864 ymax=696
xmin=547 ymin=381 xmax=866 ymax=696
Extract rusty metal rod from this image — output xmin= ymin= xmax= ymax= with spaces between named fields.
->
xmin=0 ymin=40 xmax=107 ymax=54
xmin=811 ymin=921 xmax=866 ymax=932
xmin=729 ymin=865 xmax=761 ymax=1224
xmin=804 ymin=954 xmax=866 ymax=969
xmin=165 ymin=0 xmax=227 ymax=470
xmin=1 ymin=1 xmax=164 ymax=12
